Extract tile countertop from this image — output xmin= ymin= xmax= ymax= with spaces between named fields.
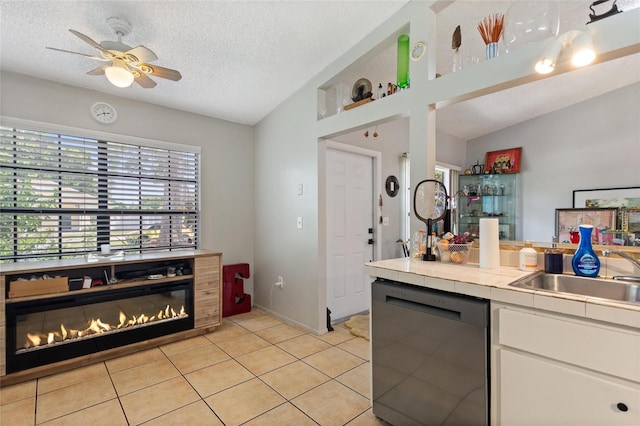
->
xmin=365 ymin=258 xmax=640 ymax=329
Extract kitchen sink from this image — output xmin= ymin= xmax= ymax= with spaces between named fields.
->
xmin=509 ymin=273 xmax=640 ymax=305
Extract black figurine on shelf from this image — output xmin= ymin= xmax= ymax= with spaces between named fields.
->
xmin=351 ymin=85 xmax=372 ymax=102
xmin=587 ymin=0 xmax=622 ymax=24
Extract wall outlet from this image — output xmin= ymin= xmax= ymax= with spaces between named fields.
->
xmin=276 ymin=276 xmax=284 ymax=288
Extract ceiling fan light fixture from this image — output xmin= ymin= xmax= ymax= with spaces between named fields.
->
xmin=105 ymin=62 xmax=134 ymax=88
xmin=48 ymin=18 xmax=182 ymax=89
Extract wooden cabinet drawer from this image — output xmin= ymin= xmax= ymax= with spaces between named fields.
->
xmin=194 ymin=292 xmax=220 ymax=328
xmin=195 ymin=256 xmax=219 ymax=272
xmin=195 ymin=287 xmax=218 ymax=298
xmin=499 ymin=308 xmax=640 ymax=382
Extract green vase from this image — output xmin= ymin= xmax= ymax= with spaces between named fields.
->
xmin=397 ymin=34 xmax=410 ymax=88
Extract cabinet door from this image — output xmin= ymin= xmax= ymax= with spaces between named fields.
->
xmin=194 ymin=255 xmax=221 ymax=328
xmin=499 ymin=349 xmax=640 ymax=425
xmin=457 ymin=174 xmax=517 ymax=239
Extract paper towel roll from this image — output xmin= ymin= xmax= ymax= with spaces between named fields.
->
xmin=480 ymin=218 xmax=500 ymax=269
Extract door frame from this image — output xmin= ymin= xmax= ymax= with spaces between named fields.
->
xmin=318 ymin=139 xmax=382 ymax=331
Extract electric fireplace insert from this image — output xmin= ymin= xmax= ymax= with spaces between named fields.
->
xmin=5 ymin=279 xmax=193 ymax=373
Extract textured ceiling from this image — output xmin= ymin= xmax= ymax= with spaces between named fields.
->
xmin=433 ymin=0 xmax=640 ymax=140
xmin=0 ymin=0 xmax=410 ymax=125
xmin=1 ymin=0 xmax=639 ymax=136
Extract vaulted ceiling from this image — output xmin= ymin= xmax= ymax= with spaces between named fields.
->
xmin=1 ymin=1 xmax=638 ymax=139
xmin=0 ymin=1 xmax=409 ymax=125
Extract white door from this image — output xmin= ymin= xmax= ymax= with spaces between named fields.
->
xmin=326 ymin=148 xmax=374 ymax=321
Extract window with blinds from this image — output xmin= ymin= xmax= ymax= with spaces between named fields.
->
xmin=0 ymin=126 xmax=199 ymax=263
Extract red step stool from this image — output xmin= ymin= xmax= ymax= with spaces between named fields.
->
xmin=222 ymin=263 xmax=252 ymax=317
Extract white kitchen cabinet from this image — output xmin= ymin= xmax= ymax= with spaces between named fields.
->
xmin=492 ymin=304 xmax=640 ymax=425
xmin=499 ymin=348 xmax=640 ymax=425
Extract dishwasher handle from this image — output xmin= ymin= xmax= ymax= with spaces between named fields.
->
xmin=373 ymin=280 xmax=489 ymax=327
xmin=386 ymin=295 xmax=461 ymax=321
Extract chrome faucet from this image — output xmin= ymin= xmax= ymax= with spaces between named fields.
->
xmin=602 ymin=249 xmax=640 ymax=282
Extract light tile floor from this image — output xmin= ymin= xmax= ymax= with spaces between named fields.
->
xmin=1 ymin=310 xmax=385 ymax=426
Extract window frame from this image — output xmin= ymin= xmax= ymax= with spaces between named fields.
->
xmin=0 ymin=117 xmax=202 ymax=263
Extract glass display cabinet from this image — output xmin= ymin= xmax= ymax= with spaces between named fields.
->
xmin=457 ymin=174 xmax=518 ymax=240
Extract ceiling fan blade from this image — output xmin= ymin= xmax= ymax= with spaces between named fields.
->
xmin=46 ymin=46 xmax=109 ymax=61
xmin=141 ymin=64 xmax=182 ymax=81
xmin=134 ymin=72 xmax=157 ymax=88
xmin=87 ymin=66 xmax=107 ymax=76
xmin=68 ymin=29 xmax=113 ymax=57
xmin=125 ymin=45 xmax=158 ymax=64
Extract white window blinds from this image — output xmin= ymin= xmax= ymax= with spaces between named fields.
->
xmin=0 ymin=126 xmax=199 ymax=262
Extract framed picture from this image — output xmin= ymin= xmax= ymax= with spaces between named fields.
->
xmin=555 ymin=207 xmax=618 ymax=244
xmin=485 ymin=147 xmax=522 ymax=174
xmin=627 ymin=207 xmax=640 ymax=233
xmin=572 ymin=186 xmax=640 ymax=208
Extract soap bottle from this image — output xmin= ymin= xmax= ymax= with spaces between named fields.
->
xmin=519 ymin=241 xmax=538 ymax=271
xmin=544 ymin=236 xmax=563 ymax=274
xmin=572 ymin=224 xmax=600 ymax=277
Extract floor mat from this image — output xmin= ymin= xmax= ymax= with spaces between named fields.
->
xmin=344 ymin=314 xmax=369 ymax=340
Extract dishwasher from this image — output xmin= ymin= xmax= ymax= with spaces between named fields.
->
xmin=372 ymin=278 xmax=489 ymax=426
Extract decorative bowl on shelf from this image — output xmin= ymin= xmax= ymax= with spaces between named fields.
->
xmin=438 ymin=242 xmax=473 ymax=264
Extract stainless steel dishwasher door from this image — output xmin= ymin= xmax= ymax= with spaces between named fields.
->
xmin=372 ymin=279 xmax=489 ymax=426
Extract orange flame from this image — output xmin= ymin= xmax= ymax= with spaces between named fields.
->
xmin=26 ymin=333 xmax=41 ymax=348
xmin=22 ymin=305 xmax=187 ymax=350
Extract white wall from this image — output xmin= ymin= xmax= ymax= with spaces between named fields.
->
xmin=436 ymin=129 xmax=467 ymax=168
xmin=465 ymin=82 xmax=640 ymax=242
xmin=0 ymin=72 xmax=256 ymax=296
xmin=253 ymin=85 xmax=321 ymax=331
xmin=253 ymin=1 xmax=435 ymax=332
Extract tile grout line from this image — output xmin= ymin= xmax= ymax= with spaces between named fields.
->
xmin=18 ymin=312 xmax=372 ymax=425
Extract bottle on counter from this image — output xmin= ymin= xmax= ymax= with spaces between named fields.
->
xmin=519 ymin=240 xmax=538 ymax=271
xmin=572 ymin=224 xmax=600 ymax=277
xmin=544 ymin=236 xmax=564 ymax=274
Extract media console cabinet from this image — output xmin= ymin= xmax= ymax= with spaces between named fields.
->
xmin=0 ymin=249 xmax=221 ymax=385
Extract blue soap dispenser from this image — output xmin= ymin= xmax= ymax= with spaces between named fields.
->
xmin=571 ymin=224 xmax=600 ymax=277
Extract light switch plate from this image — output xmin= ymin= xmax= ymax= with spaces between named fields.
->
xmin=297 ymin=217 xmax=303 ymax=229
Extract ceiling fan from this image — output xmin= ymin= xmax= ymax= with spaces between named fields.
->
xmin=46 ymin=17 xmax=182 ymax=89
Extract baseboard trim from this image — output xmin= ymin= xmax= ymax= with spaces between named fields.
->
xmin=252 ymin=304 xmax=327 ymax=336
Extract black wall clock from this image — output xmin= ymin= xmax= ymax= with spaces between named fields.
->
xmin=385 ymin=175 xmax=399 ymax=197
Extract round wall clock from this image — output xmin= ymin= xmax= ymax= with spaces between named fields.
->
xmin=91 ymin=102 xmax=117 ymax=124
xmin=385 ymin=175 xmax=400 ymax=197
